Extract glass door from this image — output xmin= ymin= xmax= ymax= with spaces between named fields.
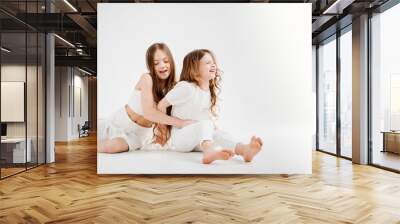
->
xmin=339 ymin=27 xmax=352 ymax=158
xmin=317 ymin=35 xmax=337 ymax=155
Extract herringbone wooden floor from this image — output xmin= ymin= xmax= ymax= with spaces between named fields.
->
xmin=1 ymin=135 xmax=400 ymax=224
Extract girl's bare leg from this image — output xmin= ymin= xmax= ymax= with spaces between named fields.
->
xmin=234 ymin=136 xmax=263 ymax=162
xmin=98 ymin=137 xmax=129 ymax=153
xmin=200 ymin=140 xmax=234 ymax=164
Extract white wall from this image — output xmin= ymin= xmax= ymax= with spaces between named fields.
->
xmin=1 ymin=65 xmax=40 ymax=138
xmin=1 ymin=64 xmax=25 ymax=128
xmin=55 ymin=67 xmax=69 ymax=141
xmin=55 ymin=67 xmax=89 ymax=141
xmin=98 ymin=3 xmax=313 ymax=174
xmin=71 ymin=72 xmax=89 ymax=138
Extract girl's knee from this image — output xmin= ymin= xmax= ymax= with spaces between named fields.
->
xmin=195 ymin=120 xmax=214 ymax=132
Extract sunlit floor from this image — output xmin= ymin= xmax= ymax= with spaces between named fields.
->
xmin=372 ymin=150 xmax=400 ymax=171
xmin=317 ymin=147 xmax=400 ymax=171
xmin=341 ymin=147 xmax=352 ymax=158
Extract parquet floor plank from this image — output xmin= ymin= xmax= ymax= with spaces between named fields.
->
xmin=0 ymin=135 xmax=399 ymax=223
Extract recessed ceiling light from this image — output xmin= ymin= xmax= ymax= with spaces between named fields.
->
xmin=78 ymin=67 xmax=92 ymax=76
xmin=1 ymin=47 xmax=11 ymax=53
xmin=54 ymin=34 xmax=75 ymax=48
xmin=322 ymin=0 xmax=354 ymax=15
xmin=63 ymin=0 xmax=78 ymax=12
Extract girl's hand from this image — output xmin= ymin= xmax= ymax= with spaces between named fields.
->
xmin=179 ymin=119 xmax=197 ymax=128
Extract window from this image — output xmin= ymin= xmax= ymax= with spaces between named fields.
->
xmin=370 ymin=3 xmax=400 ymax=171
xmin=318 ymin=36 xmax=337 ymax=154
xmin=339 ymin=28 xmax=352 ymax=158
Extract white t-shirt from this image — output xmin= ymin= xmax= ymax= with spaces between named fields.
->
xmin=165 ymin=81 xmax=211 ymax=121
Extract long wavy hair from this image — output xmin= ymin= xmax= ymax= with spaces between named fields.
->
xmin=146 ymin=43 xmax=176 ymax=104
xmin=179 ymin=49 xmax=221 ymax=117
xmin=145 ymin=43 xmax=176 ymax=141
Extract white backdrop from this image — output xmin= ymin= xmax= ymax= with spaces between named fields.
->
xmin=98 ymin=3 xmax=313 ymax=174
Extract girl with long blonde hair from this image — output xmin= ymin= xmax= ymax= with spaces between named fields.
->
xmin=156 ymin=49 xmax=263 ymax=164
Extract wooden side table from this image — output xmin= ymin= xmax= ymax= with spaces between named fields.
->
xmin=381 ymin=131 xmax=400 ymax=154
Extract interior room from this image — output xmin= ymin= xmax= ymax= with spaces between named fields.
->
xmin=0 ymin=0 xmax=399 ymax=223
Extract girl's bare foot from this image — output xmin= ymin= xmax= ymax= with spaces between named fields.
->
xmin=202 ymin=149 xmax=234 ymax=164
xmin=235 ymin=136 xmax=263 ymax=162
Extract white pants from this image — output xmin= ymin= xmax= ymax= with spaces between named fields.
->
xmin=97 ymin=108 xmax=152 ymax=151
xmin=168 ymin=120 xmax=238 ymax=152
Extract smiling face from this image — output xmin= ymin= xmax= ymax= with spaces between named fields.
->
xmin=198 ymin=53 xmax=217 ymax=82
xmin=179 ymin=49 xmax=221 ymax=117
xmin=145 ymin=43 xmax=176 ymax=104
xmin=153 ymin=49 xmax=171 ymax=80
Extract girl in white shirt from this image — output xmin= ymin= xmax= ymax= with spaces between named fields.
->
xmin=98 ymin=43 xmax=194 ymax=153
xmin=157 ymin=49 xmax=263 ymax=164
